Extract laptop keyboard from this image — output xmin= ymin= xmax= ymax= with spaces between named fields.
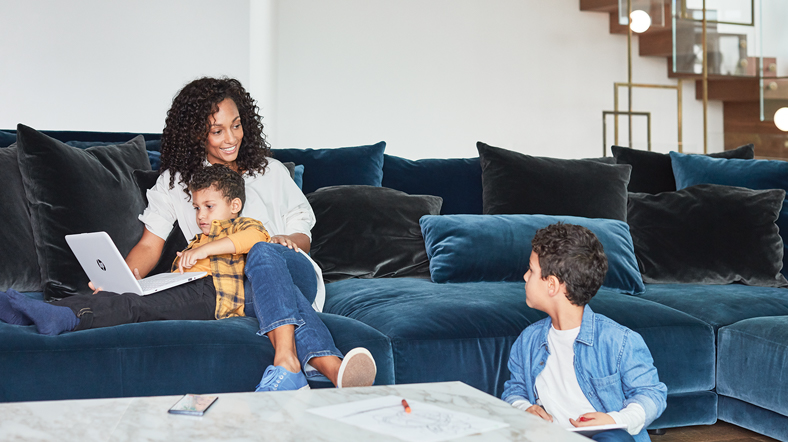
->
xmin=139 ymin=272 xmax=196 ymax=292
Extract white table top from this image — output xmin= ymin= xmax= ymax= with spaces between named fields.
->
xmin=0 ymin=381 xmax=586 ymax=441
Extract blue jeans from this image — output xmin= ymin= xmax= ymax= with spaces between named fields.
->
xmin=590 ymin=430 xmax=636 ymax=441
xmin=243 ymin=242 xmax=342 ymax=373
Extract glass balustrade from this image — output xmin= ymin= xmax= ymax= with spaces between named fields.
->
xmin=671 ymin=0 xmax=758 ymax=77
xmin=759 ymin=0 xmax=788 ymax=125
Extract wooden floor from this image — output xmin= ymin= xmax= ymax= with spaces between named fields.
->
xmin=652 ymin=422 xmax=779 ymax=442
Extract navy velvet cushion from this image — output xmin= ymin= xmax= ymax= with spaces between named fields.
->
xmin=0 ymin=130 xmax=15 ymax=147
xmin=420 ymin=214 xmax=645 ymax=294
xmin=16 ymin=125 xmax=152 ymax=299
xmin=477 ymin=142 xmax=632 ymax=221
xmin=718 ymin=316 xmax=788 ymax=419
xmin=612 ymin=144 xmax=754 ymax=194
xmin=307 ymin=185 xmax=442 ymax=283
xmin=670 ymin=152 xmax=788 ymax=278
xmin=0 ymin=146 xmax=42 ymax=291
xmin=0 ymin=310 xmax=394 ymax=402
xmin=272 ymin=142 xmax=386 ymax=194
xmin=628 ymin=184 xmax=788 ymax=287
xmin=324 ymin=279 xmax=714 ymax=399
xmin=382 ymin=155 xmax=482 ymax=215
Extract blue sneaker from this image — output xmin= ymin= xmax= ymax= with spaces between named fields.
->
xmin=255 ymin=365 xmax=310 ymax=392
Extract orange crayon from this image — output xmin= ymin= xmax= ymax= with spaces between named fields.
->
xmin=402 ymin=399 xmax=411 ymax=413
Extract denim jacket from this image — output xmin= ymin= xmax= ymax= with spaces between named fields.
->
xmin=502 ymin=305 xmax=667 ymax=442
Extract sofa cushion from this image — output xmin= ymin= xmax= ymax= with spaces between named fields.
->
xmin=0 ymin=130 xmax=15 ymax=147
xmin=718 ymin=397 xmax=788 ymax=442
xmin=717 ymin=316 xmax=788 ymax=418
xmin=638 ymin=283 xmax=788 ymax=331
xmin=324 ymin=279 xmax=714 ymax=398
xmin=419 ymin=214 xmax=644 ymax=295
xmin=0 ymin=146 xmax=41 ymax=291
xmin=382 ymin=155 xmax=482 ymax=215
xmin=0 ymin=307 xmax=394 ymax=402
xmin=628 ymin=184 xmax=787 ymax=287
xmin=612 ymin=144 xmax=754 ymax=194
xmin=15 ymin=125 xmax=152 ymax=299
xmin=477 ymin=142 xmax=632 ymax=221
xmin=307 ymin=185 xmax=442 ymax=283
xmin=671 ymin=152 xmax=788 ymax=278
xmin=272 ymin=142 xmax=385 ymax=194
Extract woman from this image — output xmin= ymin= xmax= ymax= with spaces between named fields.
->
xmin=125 ymin=77 xmax=376 ymax=391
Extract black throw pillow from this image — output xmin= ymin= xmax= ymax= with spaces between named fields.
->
xmin=16 ymin=125 xmax=152 ymax=299
xmin=0 ymin=145 xmax=42 ymax=291
xmin=132 ymin=170 xmax=188 ymax=276
xmin=627 ymin=184 xmax=788 ymax=287
xmin=477 ymin=142 xmax=632 ymax=221
xmin=307 ymin=185 xmax=442 ymax=283
xmin=612 ymin=144 xmax=754 ymax=194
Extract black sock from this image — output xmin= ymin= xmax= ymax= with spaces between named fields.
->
xmin=6 ymin=290 xmax=79 ymax=335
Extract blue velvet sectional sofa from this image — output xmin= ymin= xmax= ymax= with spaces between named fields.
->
xmin=1 ymin=127 xmax=787 ymax=441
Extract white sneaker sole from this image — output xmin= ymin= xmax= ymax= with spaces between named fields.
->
xmin=336 ymin=347 xmax=377 ymax=388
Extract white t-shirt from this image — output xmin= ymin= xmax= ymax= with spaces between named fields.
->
xmin=536 ymin=326 xmax=598 ymax=429
xmin=138 ymin=158 xmax=325 ymax=311
xmin=512 ymin=325 xmax=646 ymax=435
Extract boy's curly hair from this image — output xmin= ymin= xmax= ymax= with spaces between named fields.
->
xmin=531 ymin=223 xmax=608 ymax=306
xmin=160 ymin=77 xmax=270 ymax=196
xmin=189 ymin=164 xmax=246 ymax=212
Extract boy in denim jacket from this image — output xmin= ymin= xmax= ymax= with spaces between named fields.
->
xmin=502 ymin=223 xmax=667 ymax=442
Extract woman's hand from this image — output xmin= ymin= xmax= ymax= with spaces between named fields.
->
xmin=87 ymin=281 xmax=102 ymax=294
xmin=270 ymin=234 xmax=301 ymax=252
xmin=570 ymin=412 xmax=615 ymax=427
xmin=526 ymin=404 xmax=553 ymax=422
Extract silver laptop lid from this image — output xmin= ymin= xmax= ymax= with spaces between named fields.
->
xmin=65 ymin=231 xmax=145 ymax=295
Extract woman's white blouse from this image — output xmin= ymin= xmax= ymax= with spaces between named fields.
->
xmin=138 ymin=158 xmax=325 ymax=311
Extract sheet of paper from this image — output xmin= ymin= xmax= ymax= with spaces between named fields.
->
xmin=308 ymin=395 xmax=509 ymax=442
xmin=567 ymin=422 xmax=627 ymax=436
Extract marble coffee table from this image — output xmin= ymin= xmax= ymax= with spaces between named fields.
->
xmin=0 ymin=381 xmax=586 ymax=441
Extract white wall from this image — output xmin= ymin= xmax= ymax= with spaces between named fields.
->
xmin=0 ymin=0 xmax=252 ymax=133
xmin=273 ymin=0 xmax=723 ymax=158
xmin=0 ymin=0 xmax=722 ymax=158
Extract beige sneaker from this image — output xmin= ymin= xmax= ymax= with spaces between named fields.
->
xmin=336 ymin=347 xmax=377 ymax=388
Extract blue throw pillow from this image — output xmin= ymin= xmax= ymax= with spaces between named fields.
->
xmin=382 ymin=155 xmax=482 ymax=215
xmin=670 ymin=152 xmax=788 ymax=277
xmin=294 ymin=164 xmax=304 ymax=190
xmin=420 ymin=214 xmax=645 ymax=295
xmin=147 ymin=150 xmax=161 ymax=171
xmin=272 ymin=142 xmax=386 ymax=194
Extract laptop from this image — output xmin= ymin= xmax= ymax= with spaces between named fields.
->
xmin=65 ymin=231 xmax=207 ymax=296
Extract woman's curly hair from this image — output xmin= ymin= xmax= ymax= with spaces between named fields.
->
xmin=159 ymin=77 xmax=270 ymax=196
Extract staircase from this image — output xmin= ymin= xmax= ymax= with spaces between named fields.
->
xmin=580 ymin=0 xmax=788 ymax=159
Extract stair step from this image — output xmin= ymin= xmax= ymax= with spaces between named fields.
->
xmin=724 ymin=102 xmax=788 ymax=157
xmin=639 ymin=29 xmax=673 ymax=56
xmin=579 ymin=0 xmax=619 ymax=13
xmin=697 ymin=78 xmax=760 ymax=102
xmin=667 ymin=57 xmax=778 ymax=80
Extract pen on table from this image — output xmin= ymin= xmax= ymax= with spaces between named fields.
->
xmin=402 ymin=399 xmax=411 ymax=414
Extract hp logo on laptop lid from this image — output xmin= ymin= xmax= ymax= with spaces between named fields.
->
xmin=97 ymin=259 xmax=106 ymax=271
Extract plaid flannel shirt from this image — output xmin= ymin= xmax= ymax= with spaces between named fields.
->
xmin=172 ymin=217 xmax=270 ymax=319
